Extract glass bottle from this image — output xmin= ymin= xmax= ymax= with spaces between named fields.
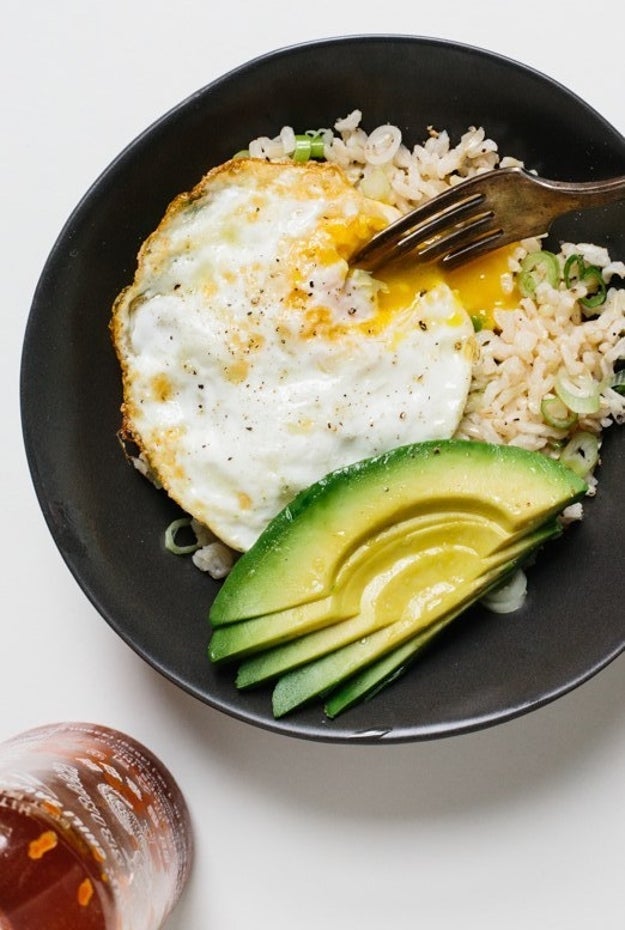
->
xmin=0 ymin=722 xmax=193 ymax=930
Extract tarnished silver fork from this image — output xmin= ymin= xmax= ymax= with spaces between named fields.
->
xmin=351 ymin=167 xmax=625 ymax=271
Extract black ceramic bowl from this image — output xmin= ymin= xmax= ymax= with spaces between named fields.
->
xmin=21 ymin=36 xmax=625 ymax=743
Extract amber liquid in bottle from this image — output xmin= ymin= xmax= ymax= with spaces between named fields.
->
xmin=0 ymin=723 xmax=193 ymax=930
xmin=0 ymin=803 xmax=112 ymax=930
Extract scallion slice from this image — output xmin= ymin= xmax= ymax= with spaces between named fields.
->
xmin=165 ymin=517 xmax=201 ymax=555
xmin=540 ymin=394 xmax=578 ymax=430
xmin=308 ymin=134 xmax=326 ymax=159
xmin=579 ymin=265 xmax=607 ymax=309
xmin=559 ymin=431 xmax=599 ymax=477
xmin=481 ymin=569 xmax=528 ymax=614
xmin=563 ymin=253 xmax=585 ymax=287
xmin=518 ymin=250 xmax=559 ymax=297
xmin=554 ymin=369 xmax=601 ymax=415
xmin=563 ymin=253 xmax=607 ymax=309
xmin=292 ymin=134 xmax=325 ymax=162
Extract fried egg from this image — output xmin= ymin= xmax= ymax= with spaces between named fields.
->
xmin=111 ymin=158 xmax=489 ymax=552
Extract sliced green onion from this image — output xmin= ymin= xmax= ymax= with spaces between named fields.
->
xmin=563 ymin=253 xmax=607 ymax=309
xmin=540 ymin=394 xmax=578 ymax=430
xmin=307 ymin=133 xmax=326 ymax=159
xmin=292 ymin=134 xmax=325 ymax=163
xmin=563 ymin=253 xmax=585 ymax=287
xmin=579 ymin=265 xmax=607 ymax=309
xmin=232 ymin=149 xmax=250 ymax=160
xmin=470 ymin=314 xmax=484 ymax=333
xmin=554 ymin=369 xmax=601 ymax=415
xmin=165 ymin=517 xmax=200 ymax=555
xmin=611 ymin=368 xmax=625 ymax=395
xmin=518 ymin=250 xmax=560 ymax=297
xmin=559 ymin=430 xmax=599 ymax=477
xmin=481 ymin=569 xmax=528 ymax=614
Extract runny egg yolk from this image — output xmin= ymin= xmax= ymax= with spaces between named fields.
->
xmin=374 ymin=243 xmax=520 ymax=329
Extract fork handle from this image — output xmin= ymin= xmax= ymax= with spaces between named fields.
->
xmin=537 ymin=174 xmax=625 ymax=213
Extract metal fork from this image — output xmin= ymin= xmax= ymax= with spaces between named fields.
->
xmin=351 ymin=167 xmax=625 ymax=271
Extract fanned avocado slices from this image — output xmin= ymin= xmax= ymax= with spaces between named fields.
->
xmin=273 ymin=521 xmax=559 ymax=718
xmin=207 ymin=439 xmax=587 ymax=718
xmin=213 ymin=512 xmax=527 ymax=665
xmin=237 ymin=518 xmax=559 ymax=693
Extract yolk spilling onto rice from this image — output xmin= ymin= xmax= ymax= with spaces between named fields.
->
xmin=376 ymin=243 xmax=519 ymax=330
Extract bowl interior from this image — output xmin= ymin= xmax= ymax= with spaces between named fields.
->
xmin=21 ymin=36 xmax=625 ymax=742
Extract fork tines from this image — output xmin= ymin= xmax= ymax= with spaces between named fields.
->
xmin=352 ymin=178 xmax=503 ymax=270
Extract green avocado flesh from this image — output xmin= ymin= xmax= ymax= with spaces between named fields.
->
xmin=272 ymin=521 xmax=558 ymax=718
xmin=236 ymin=520 xmax=559 ymax=691
xmin=216 ymin=514 xmax=548 ymax=672
xmin=211 ymin=513 xmax=517 ymax=663
xmin=207 ymin=440 xmax=587 ymax=718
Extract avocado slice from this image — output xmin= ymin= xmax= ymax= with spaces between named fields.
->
xmin=211 ymin=511 xmax=524 ymax=665
xmin=209 ymin=595 xmax=357 ymax=663
xmin=209 ymin=440 xmax=586 ymax=627
xmin=324 ymin=621 xmax=448 ymax=719
xmin=233 ymin=517 xmax=558 ymax=685
xmin=270 ymin=522 xmax=561 ymax=718
xmin=323 ymin=532 xmax=558 ymax=718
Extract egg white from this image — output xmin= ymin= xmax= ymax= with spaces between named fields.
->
xmin=111 ymin=158 xmax=476 ymax=551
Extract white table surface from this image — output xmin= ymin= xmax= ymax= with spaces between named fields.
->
xmin=3 ymin=2 xmax=624 ymax=928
